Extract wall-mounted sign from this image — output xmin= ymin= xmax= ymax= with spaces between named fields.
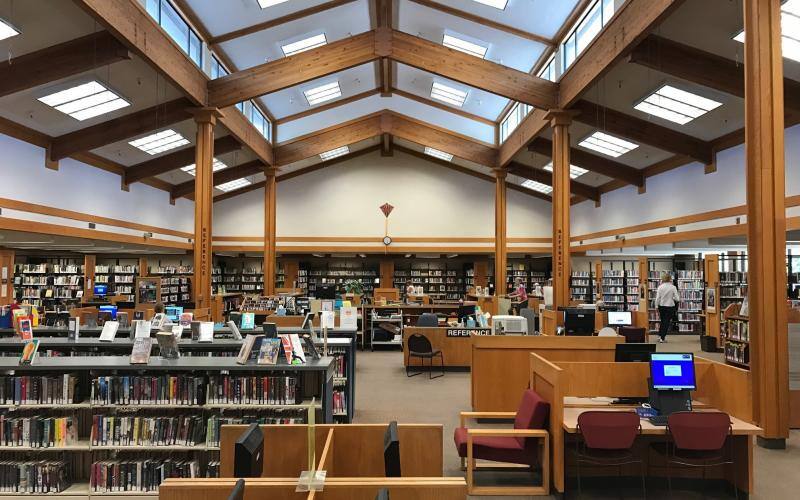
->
xmin=446 ymin=328 xmax=491 ymax=338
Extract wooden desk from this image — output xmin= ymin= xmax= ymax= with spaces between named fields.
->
xmin=402 ymin=327 xmax=491 ymax=368
xmin=471 ymin=335 xmax=624 ymax=411
xmin=563 ymin=406 xmax=762 ymax=435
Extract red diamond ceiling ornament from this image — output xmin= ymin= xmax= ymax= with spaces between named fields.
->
xmin=380 ymin=203 xmax=394 ymax=218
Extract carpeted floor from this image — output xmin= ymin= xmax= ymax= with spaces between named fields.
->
xmin=353 ymin=335 xmax=800 ymax=499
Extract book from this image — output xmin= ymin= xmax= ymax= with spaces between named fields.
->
xmin=134 ymin=320 xmax=152 ymax=338
xmin=130 ymin=337 xmax=153 ymax=364
xmin=241 ymin=312 xmax=255 ymax=330
xmin=236 ymin=334 xmax=262 ymax=364
xmin=179 ymin=312 xmax=194 ymax=326
xmin=157 ymin=332 xmax=180 ymax=359
xmin=198 ymin=322 xmax=214 ymax=342
xmin=190 ymin=321 xmax=201 ymax=340
xmin=99 ymin=321 xmax=119 ymax=341
xmin=171 ymin=324 xmax=183 ymax=337
xmin=17 ymin=318 xmax=33 ymax=340
xmin=227 ymin=320 xmax=243 ymax=340
xmin=19 ymin=339 xmax=39 ymax=365
xmin=279 ymin=334 xmax=294 ymax=364
xmin=67 ymin=317 xmax=80 ymax=340
xmin=151 ymin=313 xmax=167 ymax=330
xmin=340 ymin=306 xmax=358 ymax=329
xmin=320 ymin=310 xmax=335 ymax=329
xmin=257 ymin=338 xmax=281 ymax=365
xmin=289 ymin=334 xmax=307 ymax=363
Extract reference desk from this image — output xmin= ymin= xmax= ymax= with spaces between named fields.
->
xmin=402 ymin=326 xmax=491 ymax=368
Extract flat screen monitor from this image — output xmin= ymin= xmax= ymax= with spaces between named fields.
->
xmin=615 ymin=343 xmax=656 ymax=362
xmin=234 ymin=423 xmax=264 ymax=478
xmin=650 ymin=353 xmax=696 ymax=390
xmin=607 ymin=311 xmax=632 ymax=326
xmin=93 ymin=284 xmax=108 ymax=297
xmin=458 ymin=304 xmax=476 ymax=321
xmin=98 ymin=305 xmax=117 ymax=320
xmin=316 ymin=283 xmax=336 ymax=300
xmin=165 ymin=305 xmax=183 ymax=322
xmin=383 ymin=421 xmax=401 ymax=477
xmin=564 ymin=308 xmax=594 ymax=336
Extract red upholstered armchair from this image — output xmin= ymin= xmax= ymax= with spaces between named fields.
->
xmin=453 ymin=389 xmax=550 ymax=496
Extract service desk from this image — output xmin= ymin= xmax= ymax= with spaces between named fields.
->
xmin=402 ymin=326 xmax=492 ymax=368
xmin=471 ymin=334 xmax=624 ymax=411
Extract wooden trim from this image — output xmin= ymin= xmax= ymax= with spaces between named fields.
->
xmin=391 ymin=88 xmax=496 ymax=126
xmin=212 ymin=236 xmax=551 ymax=244
xmin=274 ymin=88 xmax=382 ymax=125
xmin=529 ymin=137 xmax=644 ymax=187
xmin=213 ymin=245 xmax=552 ymax=254
xmin=573 ymin=224 xmax=747 ymax=252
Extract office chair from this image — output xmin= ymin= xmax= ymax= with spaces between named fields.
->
xmin=519 ymin=307 xmax=537 ymax=335
xmin=620 ymin=326 xmax=647 ymax=343
xmin=406 ymin=334 xmax=444 ymax=379
xmin=415 ymin=313 xmax=439 ymax=327
xmin=597 ymin=327 xmax=617 ymax=337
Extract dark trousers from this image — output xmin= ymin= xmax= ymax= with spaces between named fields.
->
xmin=658 ymin=305 xmax=676 ymax=340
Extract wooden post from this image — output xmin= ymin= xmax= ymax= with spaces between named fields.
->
xmin=637 ymin=257 xmax=649 ymax=329
xmin=138 ymin=258 xmax=148 ymax=277
xmin=744 ymin=0 xmax=789 ymax=448
xmin=549 ymin=110 xmax=576 ymax=312
xmin=282 ymin=258 xmax=300 ymax=290
xmin=0 ymin=249 xmax=14 ymax=305
xmin=263 ymin=166 xmax=278 ymax=296
xmin=493 ymin=168 xmax=508 ymax=296
xmin=704 ymin=253 xmax=721 ymax=348
xmin=379 ymin=258 xmax=394 ymax=288
xmin=84 ymin=255 xmax=96 ymax=301
xmin=474 ymin=260 xmax=489 ymax=289
xmin=190 ymin=108 xmax=223 ymax=309
xmin=594 ymin=260 xmax=603 ymax=304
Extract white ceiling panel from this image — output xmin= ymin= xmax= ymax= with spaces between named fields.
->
xmin=182 ymin=0 xmax=335 ymax=38
xmin=0 ymin=0 xmax=94 ymax=56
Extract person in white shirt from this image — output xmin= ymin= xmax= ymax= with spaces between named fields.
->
xmin=655 ymin=274 xmax=680 ymax=343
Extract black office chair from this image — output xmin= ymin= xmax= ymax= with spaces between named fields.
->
xmin=416 ymin=312 xmax=439 ymax=327
xmin=406 ymin=334 xmax=444 ymax=379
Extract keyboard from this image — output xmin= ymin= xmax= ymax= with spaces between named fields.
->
xmin=648 ymin=415 xmax=669 ymax=426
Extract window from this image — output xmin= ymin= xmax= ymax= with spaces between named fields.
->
xmin=0 ymin=17 xmax=20 ymax=41
xmin=304 ymin=81 xmax=342 ymax=106
xmin=146 ymin=0 xmax=202 ymax=67
xmin=521 ymin=179 xmax=553 ymax=194
xmin=442 ymin=34 xmax=488 ymax=59
xmin=499 ymin=101 xmax=532 ymax=143
xmin=578 ymin=131 xmax=638 ymax=158
xmin=281 ymin=34 xmax=327 ymax=57
xmin=248 ymin=104 xmax=272 ymax=141
xmin=634 ymin=85 xmax=722 ymax=125
xmin=543 ymin=162 xmax=588 ymax=179
xmin=217 ymin=178 xmax=252 ymax=192
xmin=181 ymin=158 xmax=228 ymax=176
xmin=257 ymin=0 xmax=290 ymax=7
xmin=561 ymin=0 xmax=615 ymax=72
xmin=430 ymin=82 xmax=468 ymax=107
xmin=211 ymin=56 xmax=228 ymax=79
xmin=319 ymin=146 xmax=350 ymax=161
xmin=538 ymin=55 xmax=556 ymax=82
xmin=129 ymin=129 xmax=190 ymax=155
xmin=733 ymin=0 xmax=800 ymax=63
xmin=38 ymin=81 xmax=129 ymax=121
xmin=424 ymin=147 xmax=454 ymax=161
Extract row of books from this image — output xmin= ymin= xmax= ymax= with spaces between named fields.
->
xmin=90 ymin=375 xmax=206 ymax=406
xmin=332 ymin=390 xmax=347 ymax=415
xmin=90 ymin=459 xmax=199 ymax=493
xmin=0 ymin=461 xmax=69 ymax=493
xmin=0 ymin=374 xmax=79 ymax=405
xmin=204 ymin=415 xmax=303 ymax=447
xmin=0 ymin=416 xmax=77 ymax=448
xmin=95 ymin=265 xmax=137 ymax=274
xmin=206 ymin=375 xmax=299 ymax=405
xmin=91 ymin=415 xmax=206 ymax=447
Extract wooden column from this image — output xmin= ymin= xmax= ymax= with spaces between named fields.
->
xmin=594 ymin=260 xmax=603 ymax=304
xmin=0 ymin=249 xmax=14 ymax=305
xmin=138 ymin=258 xmax=148 ymax=277
xmin=84 ymin=255 xmax=96 ymax=301
xmin=704 ymin=253 xmax=721 ymax=348
xmin=190 ymin=108 xmax=223 ymax=309
xmin=549 ymin=110 xmax=575 ymax=312
xmin=263 ymin=166 xmax=278 ymax=296
xmin=637 ymin=257 xmax=649 ymax=329
xmin=493 ymin=168 xmax=508 ymax=296
xmin=473 ymin=260 xmax=489 ymax=289
xmin=282 ymin=258 xmax=300 ymax=290
xmin=744 ymin=0 xmax=789 ymax=447
xmin=379 ymin=258 xmax=394 ymax=288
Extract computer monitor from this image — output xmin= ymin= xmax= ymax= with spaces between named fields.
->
xmin=99 ymin=305 xmax=118 ymax=320
xmin=650 ymin=353 xmax=696 ymax=390
xmin=234 ymin=423 xmax=264 ymax=478
xmin=458 ymin=304 xmax=476 ymax=321
xmin=227 ymin=479 xmax=245 ymax=500
xmin=316 ymin=283 xmax=336 ymax=299
xmin=165 ymin=305 xmax=183 ymax=322
xmin=607 ymin=311 xmax=632 ymax=326
xmin=383 ymin=421 xmax=401 ymax=477
xmin=93 ymin=284 xmax=108 ymax=297
xmin=615 ymin=343 xmax=657 ymax=362
xmin=563 ymin=308 xmax=595 ymax=336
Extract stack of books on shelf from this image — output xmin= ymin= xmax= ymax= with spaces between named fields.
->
xmin=91 ymin=415 xmax=207 ymax=448
xmin=14 ymin=262 xmax=84 ymax=307
xmin=90 ymin=459 xmax=200 ymax=493
xmin=724 ymin=317 xmax=749 ymax=368
xmin=307 ymin=266 xmax=377 ymax=295
xmin=676 ymin=270 xmax=704 ymax=333
xmin=601 ymin=270 xmax=625 ymax=306
xmin=570 ymin=271 xmax=592 ymax=302
xmin=626 ymin=270 xmax=640 ymax=311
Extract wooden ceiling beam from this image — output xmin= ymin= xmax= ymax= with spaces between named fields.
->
xmin=528 ymin=137 xmax=644 ymax=187
xmin=208 ymin=0 xmax=358 ymax=45
xmin=391 ymin=88 xmax=495 ymax=126
xmin=381 ymin=133 xmax=393 ymax=156
xmin=506 ymin=160 xmax=600 ymax=202
xmin=172 ymin=159 xmax=264 ymax=199
xmin=275 ymin=88 xmax=382 ymax=125
xmin=406 ymin=0 xmax=553 ymax=46
xmin=275 ymin=112 xmax=385 ymax=165
xmin=572 ymin=99 xmax=714 ymax=165
xmin=49 ymin=97 xmax=193 ymax=161
xmin=630 ymin=34 xmax=800 ymax=112
xmin=123 ymin=135 xmax=242 ymax=186
xmin=0 ymin=31 xmax=130 ymax=99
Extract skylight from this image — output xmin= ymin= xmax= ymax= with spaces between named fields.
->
xmin=257 ymin=0 xmax=290 ymax=8
xmin=473 ymin=0 xmax=508 ymax=10
xmin=0 ymin=18 xmax=20 ymax=41
xmin=543 ymin=162 xmax=588 ymax=179
xmin=578 ymin=131 xmax=638 ymax=158
xmin=430 ymin=82 xmax=468 ymax=107
xmin=424 ymin=147 xmax=454 ymax=161
xmin=442 ymin=34 xmax=488 ymax=59
xmin=304 ymin=81 xmax=342 ymax=106
xmin=733 ymin=0 xmax=800 ymax=63
xmin=319 ymin=146 xmax=350 ymax=161
xmin=38 ymin=81 xmax=129 ymax=121
xmin=282 ymin=33 xmax=327 ymax=57
xmin=521 ymin=179 xmax=553 ymax=194
xmin=181 ymin=158 xmax=228 ymax=176
xmin=634 ymin=85 xmax=722 ymax=125
xmin=217 ymin=178 xmax=252 ymax=192
xmin=129 ymin=130 xmax=190 ymax=155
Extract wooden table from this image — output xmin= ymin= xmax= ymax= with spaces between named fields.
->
xmin=402 ymin=327 xmax=491 ymax=368
xmin=563 ymin=406 xmax=762 ymax=435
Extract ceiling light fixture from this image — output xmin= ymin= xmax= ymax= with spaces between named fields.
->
xmin=430 ymin=82 xmax=468 ymax=107
xmin=319 ymin=146 xmax=350 ymax=160
xmin=181 ymin=158 xmax=228 ymax=176
xmin=543 ymin=162 xmax=588 ymax=179
xmin=424 ymin=147 xmax=453 ymax=161
xmin=217 ymin=178 xmax=252 ymax=192
xmin=38 ymin=81 xmax=130 ymax=121
xmin=634 ymin=84 xmax=722 ymax=125
xmin=281 ymin=33 xmax=327 ymax=57
xmin=733 ymin=0 xmax=800 ymax=63
xmin=304 ymin=81 xmax=342 ymax=106
xmin=521 ymin=179 xmax=553 ymax=194
xmin=473 ymin=0 xmax=508 ymax=9
xmin=129 ymin=129 xmax=190 ymax=155
xmin=0 ymin=17 xmax=20 ymax=41
xmin=578 ymin=131 xmax=638 ymax=158
xmin=442 ymin=34 xmax=488 ymax=59
xmin=257 ymin=0 xmax=290 ymax=8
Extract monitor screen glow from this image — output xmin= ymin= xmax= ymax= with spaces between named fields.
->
xmin=607 ymin=311 xmax=632 ymax=325
xmin=650 ymin=353 xmax=696 ymax=390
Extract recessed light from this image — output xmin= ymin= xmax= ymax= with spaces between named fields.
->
xmin=543 ymin=162 xmax=588 ymax=179
xmin=424 ymin=147 xmax=453 ymax=161
xmin=304 ymin=81 xmax=342 ymax=106
xmin=473 ymin=0 xmax=508 ymax=9
xmin=281 ymin=33 xmax=327 ymax=57
xmin=578 ymin=131 xmax=638 ymax=158
xmin=430 ymin=82 xmax=468 ymax=107
xmin=634 ymin=85 xmax=722 ymax=125
xmin=217 ymin=178 xmax=252 ymax=192
xmin=0 ymin=17 xmax=20 ymax=41
xmin=257 ymin=0 xmax=290 ymax=8
xmin=38 ymin=81 xmax=129 ymax=121
xmin=181 ymin=158 xmax=228 ymax=176
xmin=521 ymin=179 xmax=553 ymax=194
xmin=319 ymin=146 xmax=350 ymax=160
xmin=442 ymin=34 xmax=488 ymax=59
xmin=129 ymin=129 xmax=190 ymax=155
xmin=733 ymin=0 xmax=800 ymax=63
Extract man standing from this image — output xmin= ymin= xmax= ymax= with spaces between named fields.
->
xmin=655 ymin=274 xmax=680 ymax=343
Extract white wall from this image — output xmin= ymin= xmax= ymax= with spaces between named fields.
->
xmin=0 ymin=134 xmax=194 ymax=233
xmin=213 ymin=150 xmax=552 ymax=238
xmin=571 ymin=124 xmax=800 ymax=236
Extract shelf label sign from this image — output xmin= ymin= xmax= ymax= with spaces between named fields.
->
xmin=446 ymin=328 xmax=491 ymax=337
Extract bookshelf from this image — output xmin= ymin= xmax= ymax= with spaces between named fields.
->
xmin=676 ymin=269 xmax=704 ymax=334
xmin=569 ymin=270 xmax=593 ymax=303
xmin=625 ymin=269 xmax=640 ymax=312
xmin=724 ymin=316 xmax=750 ymax=368
xmin=505 ymin=260 xmax=550 ymax=295
xmin=149 ymin=266 xmax=192 ymax=304
xmin=13 ymin=258 xmax=84 ymax=308
xmin=95 ymin=261 xmax=138 ymax=302
xmin=600 ymin=269 xmax=625 ymax=307
xmin=394 ymin=261 xmax=468 ymax=300
xmin=304 ymin=260 xmax=378 ymax=296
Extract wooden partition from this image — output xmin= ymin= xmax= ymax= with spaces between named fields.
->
xmin=471 ymin=335 xmax=623 ymax=411
xmin=540 ymin=309 xmax=557 ymax=334
xmin=402 ymin=327 xmax=487 ymax=367
xmin=529 ymin=354 xmax=759 ymax=496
